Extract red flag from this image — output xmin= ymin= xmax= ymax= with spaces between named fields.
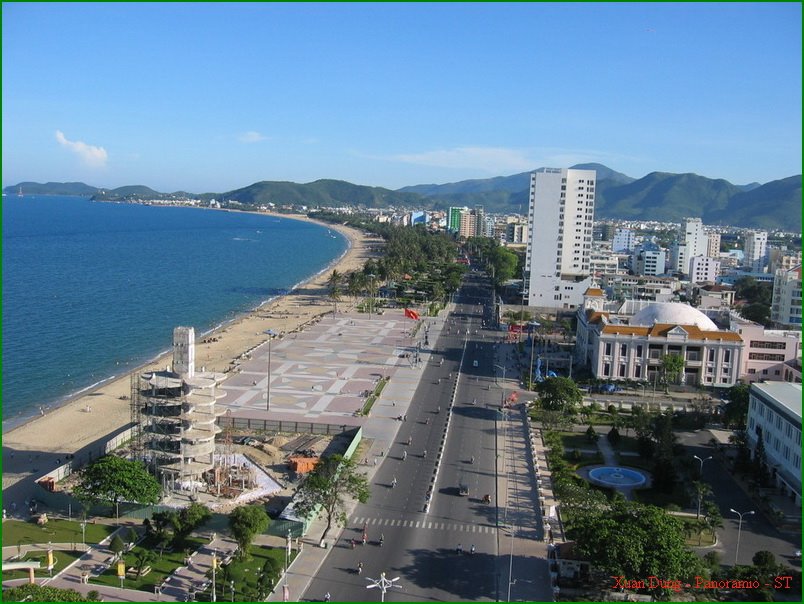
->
xmin=404 ymin=308 xmax=420 ymax=320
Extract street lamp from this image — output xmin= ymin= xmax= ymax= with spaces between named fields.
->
xmin=264 ymin=330 xmax=277 ymax=411
xmin=230 ymin=579 xmax=235 ymax=602
xmin=729 ymin=508 xmax=754 ymax=565
xmin=366 ymin=572 xmax=402 ymax=602
xmin=693 ymin=455 xmax=713 ymax=519
xmin=80 ymin=520 xmax=86 ymax=546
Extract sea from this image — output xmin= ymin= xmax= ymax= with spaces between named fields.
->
xmin=1 ymin=195 xmax=348 ymax=429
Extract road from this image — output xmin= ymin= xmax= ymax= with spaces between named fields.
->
xmin=304 ymin=273 xmax=530 ymax=602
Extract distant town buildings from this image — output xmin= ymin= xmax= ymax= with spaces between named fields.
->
xmin=525 ymin=168 xmax=596 ymax=311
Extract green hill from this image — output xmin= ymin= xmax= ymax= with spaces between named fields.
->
xmin=222 ymin=179 xmax=425 ymax=207
xmin=4 ymin=181 xmax=99 ymax=196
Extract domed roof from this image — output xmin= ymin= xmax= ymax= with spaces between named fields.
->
xmin=630 ymin=302 xmax=719 ymax=331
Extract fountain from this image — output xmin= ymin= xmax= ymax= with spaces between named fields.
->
xmin=587 ymin=466 xmax=647 ymax=489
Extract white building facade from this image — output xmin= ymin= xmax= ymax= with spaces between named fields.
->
xmin=771 ymin=265 xmax=802 ymax=328
xmin=743 ymin=230 xmax=769 ymax=272
xmin=746 ymin=382 xmax=802 ymax=506
xmin=689 ymin=255 xmax=721 ymax=283
xmin=525 ymin=168 xmax=595 ymax=310
xmin=612 ymin=228 xmax=636 ymax=253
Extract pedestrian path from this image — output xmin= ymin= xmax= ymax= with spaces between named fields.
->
xmin=350 ymin=516 xmax=497 ymax=533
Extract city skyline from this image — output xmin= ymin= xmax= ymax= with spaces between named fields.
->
xmin=2 ymin=2 xmax=801 ymax=192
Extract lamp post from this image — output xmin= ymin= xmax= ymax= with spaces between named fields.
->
xmin=729 ymin=508 xmax=754 ymax=565
xmin=693 ymin=455 xmax=712 ymax=519
xmin=367 ymin=274 xmax=376 ymax=320
xmin=211 ymin=549 xmax=217 ymax=602
xmin=365 ymin=572 xmax=402 ymax=602
xmin=230 ymin=579 xmax=235 ymax=602
xmin=80 ymin=520 xmax=86 ymax=546
xmin=264 ymin=329 xmax=277 ymax=411
xmin=494 ymin=364 xmax=507 ymax=408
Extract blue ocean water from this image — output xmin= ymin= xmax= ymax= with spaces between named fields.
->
xmin=2 ymin=195 xmax=347 ymax=427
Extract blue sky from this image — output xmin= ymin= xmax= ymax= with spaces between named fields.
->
xmin=2 ymin=2 xmax=801 ymax=192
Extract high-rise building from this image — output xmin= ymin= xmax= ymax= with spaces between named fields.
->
xmin=771 ymin=265 xmax=802 ymax=328
xmin=448 ymin=207 xmax=466 ymax=233
xmin=631 ymin=242 xmax=666 ymax=276
xmin=707 ymin=232 xmax=721 ymax=258
xmin=507 ymin=222 xmax=528 ymax=244
xmin=688 ymin=255 xmax=721 ymax=283
xmin=612 ymin=228 xmax=636 ymax=253
xmin=458 ymin=210 xmax=478 ymax=239
xmin=744 ymin=231 xmax=769 ymax=272
xmin=525 ymin=167 xmax=595 ymax=310
xmin=670 ymin=218 xmax=708 ymax=277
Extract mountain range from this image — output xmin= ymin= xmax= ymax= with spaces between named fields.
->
xmin=5 ymin=164 xmax=801 ymax=231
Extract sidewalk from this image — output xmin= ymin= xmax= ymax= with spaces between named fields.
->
xmin=494 ymin=341 xmax=555 ymax=602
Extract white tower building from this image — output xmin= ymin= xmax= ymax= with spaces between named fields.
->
xmin=744 ymin=230 xmax=769 ymax=272
xmin=671 ymin=217 xmax=708 ymax=277
xmin=525 ymin=167 xmax=595 ymax=310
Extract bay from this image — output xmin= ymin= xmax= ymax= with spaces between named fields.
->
xmin=1 ymin=195 xmax=347 ymax=427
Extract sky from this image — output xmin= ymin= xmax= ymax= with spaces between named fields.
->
xmin=2 ymin=2 xmax=801 ymax=193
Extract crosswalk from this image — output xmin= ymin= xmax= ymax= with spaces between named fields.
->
xmin=351 ymin=516 xmax=496 ymax=533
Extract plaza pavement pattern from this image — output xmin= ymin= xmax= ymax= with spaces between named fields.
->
xmin=218 ymin=313 xmax=421 ymax=424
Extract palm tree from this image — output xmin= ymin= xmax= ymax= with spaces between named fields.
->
xmin=327 ymin=269 xmax=343 ymax=313
xmin=347 ymin=271 xmax=364 ymax=304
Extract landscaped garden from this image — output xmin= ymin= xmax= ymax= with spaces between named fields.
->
xmin=89 ymin=535 xmax=207 ymax=592
xmin=195 ymin=545 xmax=294 ymax=602
xmin=2 ymin=518 xmax=116 ymax=548
xmin=1 ymin=549 xmax=84 ymax=581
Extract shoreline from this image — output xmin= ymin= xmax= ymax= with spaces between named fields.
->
xmin=2 ymin=209 xmax=354 ymax=433
xmin=2 ymin=212 xmax=378 ymax=489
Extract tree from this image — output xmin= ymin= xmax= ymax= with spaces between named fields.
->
xmin=327 ymin=269 xmax=343 ymax=313
xmin=741 ymin=303 xmax=771 ymax=326
xmin=752 ymin=550 xmax=778 ymax=574
xmin=691 ymin=480 xmax=713 ymax=520
xmin=585 ymin=425 xmax=598 ymax=443
xmin=133 ymin=548 xmax=156 ymax=578
xmin=660 ymin=354 xmax=685 ymax=391
xmin=607 ymin=426 xmax=621 ymax=447
xmin=723 ymin=384 xmax=750 ymax=429
xmin=535 ymin=377 xmax=582 ymax=414
xmin=572 ymin=500 xmax=702 ymax=597
xmin=73 ymin=455 xmax=160 ymax=517
xmin=2 ymin=584 xmax=102 ymax=602
xmin=228 ymin=505 xmax=269 ymax=559
xmin=109 ymin=534 xmax=126 ymax=556
xmin=293 ymin=454 xmax=370 ymax=541
xmin=172 ymin=503 xmax=211 ymax=547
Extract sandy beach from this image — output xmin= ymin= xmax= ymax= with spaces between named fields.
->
xmin=2 ymin=214 xmax=378 ymax=490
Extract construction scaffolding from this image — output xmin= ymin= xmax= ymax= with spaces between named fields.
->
xmin=129 ymin=327 xmax=227 ymax=493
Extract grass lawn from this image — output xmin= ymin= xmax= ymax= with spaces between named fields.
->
xmin=2 ymin=518 xmax=116 ymax=548
xmin=615 ymin=455 xmax=654 ymax=471
xmin=677 ymin=517 xmax=717 ymax=547
xmin=611 ymin=435 xmax=640 ymax=454
xmin=557 ymin=431 xmax=598 ymax=452
xmin=1 ymin=549 xmax=83 ymax=581
xmin=634 ymin=482 xmax=689 ymax=508
xmin=195 ymin=545 xmax=295 ymax=601
xmin=90 ymin=536 xmax=206 ymax=593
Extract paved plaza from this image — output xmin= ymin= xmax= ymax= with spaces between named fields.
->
xmin=218 ymin=312 xmax=425 ymax=426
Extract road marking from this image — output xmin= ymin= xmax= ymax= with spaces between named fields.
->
xmin=427 ymin=522 xmax=432 ymax=529
xmin=415 ymin=521 xmax=420 ymax=528
xmin=391 ymin=519 xmax=398 ymax=526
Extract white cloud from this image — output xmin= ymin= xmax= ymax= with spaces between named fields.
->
xmin=238 ymin=131 xmax=267 ymax=143
xmin=389 ymin=146 xmax=535 ymax=174
xmin=54 ymin=130 xmax=108 ymax=168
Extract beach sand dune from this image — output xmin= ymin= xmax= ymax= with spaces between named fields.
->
xmin=2 ymin=216 xmax=378 ymax=493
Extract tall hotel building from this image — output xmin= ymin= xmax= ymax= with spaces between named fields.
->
xmin=525 ymin=168 xmax=596 ymax=310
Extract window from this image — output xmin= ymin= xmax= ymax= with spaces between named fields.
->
xmin=620 ymin=344 xmax=627 ymax=356
xmin=636 ymin=345 xmax=643 ymax=357
xmin=619 ymin=364 xmax=626 ymax=377
xmin=708 ymin=349 xmax=715 ymax=362
xmin=748 ymin=368 xmax=756 ymax=374
xmin=724 ymin=350 xmax=731 ymax=363
xmin=603 ymin=363 xmax=610 ymax=376
xmin=748 ymin=353 xmax=786 ymax=361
